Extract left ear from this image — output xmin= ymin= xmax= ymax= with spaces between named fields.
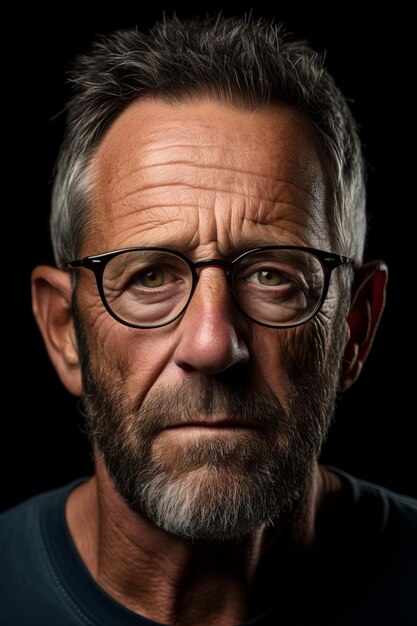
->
xmin=339 ymin=260 xmax=388 ymax=392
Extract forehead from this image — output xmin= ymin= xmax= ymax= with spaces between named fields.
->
xmin=87 ymin=98 xmax=329 ymax=255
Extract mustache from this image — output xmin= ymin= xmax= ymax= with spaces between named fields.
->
xmin=81 ymin=359 xmax=297 ymax=444
xmin=81 ymin=366 xmax=299 ymax=477
xmin=109 ymin=376 xmax=292 ymax=438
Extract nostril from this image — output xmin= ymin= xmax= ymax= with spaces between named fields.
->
xmin=177 ymin=361 xmax=197 ymax=374
xmin=174 ymin=319 xmax=250 ymax=376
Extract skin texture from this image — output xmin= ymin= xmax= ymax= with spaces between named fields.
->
xmin=32 ymin=99 xmax=387 ymax=625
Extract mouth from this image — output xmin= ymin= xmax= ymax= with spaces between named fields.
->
xmin=167 ymin=422 xmax=258 ymax=429
xmin=163 ymin=417 xmax=260 ymax=435
xmin=169 ymin=412 xmax=258 ymax=426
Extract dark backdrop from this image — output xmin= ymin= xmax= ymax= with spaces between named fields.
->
xmin=3 ymin=4 xmax=414 ymax=511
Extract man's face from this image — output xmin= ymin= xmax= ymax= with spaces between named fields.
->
xmin=75 ymin=99 xmax=347 ymax=540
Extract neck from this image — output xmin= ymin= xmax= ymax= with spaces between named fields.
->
xmin=66 ymin=454 xmax=341 ymax=626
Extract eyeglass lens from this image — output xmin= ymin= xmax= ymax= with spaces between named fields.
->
xmin=101 ymin=249 xmax=325 ymax=328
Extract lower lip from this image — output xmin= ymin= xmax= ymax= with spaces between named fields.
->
xmin=163 ymin=424 xmax=258 ymax=436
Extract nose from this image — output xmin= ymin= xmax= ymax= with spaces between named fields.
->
xmin=173 ymin=268 xmax=250 ymax=375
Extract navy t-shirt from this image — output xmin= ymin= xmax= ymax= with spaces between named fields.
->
xmin=1 ymin=468 xmax=416 ymax=625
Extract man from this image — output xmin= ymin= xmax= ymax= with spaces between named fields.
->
xmin=1 ymin=13 xmax=416 ymax=626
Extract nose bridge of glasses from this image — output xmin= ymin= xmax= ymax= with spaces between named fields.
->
xmin=193 ymin=258 xmax=232 ymax=270
xmin=192 ymin=258 xmax=233 ymax=280
xmin=189 ymin=259 xmax=235 ymax=300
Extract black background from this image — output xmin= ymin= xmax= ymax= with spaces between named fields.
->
xmin=3 ymin=4 xmax=415 ymax=511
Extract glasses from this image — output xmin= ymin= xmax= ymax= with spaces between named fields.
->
xmin=67 ymin=246 xmax=350 ymax=329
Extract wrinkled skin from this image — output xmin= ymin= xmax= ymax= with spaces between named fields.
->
xmin=32 ymin=99 xmax=387 ymax=626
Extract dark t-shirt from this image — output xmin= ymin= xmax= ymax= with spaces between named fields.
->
xmin=1 ymin=468 xmax=416 ymax=625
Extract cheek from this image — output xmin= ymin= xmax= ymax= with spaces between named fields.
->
xmin=86 ymin=311 xmax=178 ymax=401
xmin=250 ymin=329 xmax=294 ymax=397
xmin=255 ymin=323 xmax=328 ymax=392
xmin=283 ymin=317 xmax=335 ymax=378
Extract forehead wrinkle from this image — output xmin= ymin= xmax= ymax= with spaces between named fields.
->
xmin=89 ymin=99 xmax=330 ymax=256
xmin=91 ymin=196 xmax=326 ymax=255
xmin=107 ymin=173 xmax=316 ymax=207
xmin=108 ymin=215 xmax=192 ymax=241
xmin=91 ymin=209 xmax=324 ymax=257
xmin=94 ymin=164 xmax=326 ymax=237
xmin=95 ymin=120 xmax=324 ymax=207
xmin=239 ymin=203 xmax=320 ymax=228
xmin=89 ymin=207 xmax=197 ymax=252
xmin=106 ymin=156 xmax=317 ymax=200
xmin=227 ymin=209 xmax=328 ymax=250
xmin=95 ymin=99 xmax=326 ymax=186
xmin=99 ymin=188 xmax=323 ymax=228
xmin=102 ymin=199 xmax=318 ymax=225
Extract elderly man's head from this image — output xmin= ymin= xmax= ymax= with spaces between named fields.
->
xmin=32 ymin=15 xmax=386 ymax=540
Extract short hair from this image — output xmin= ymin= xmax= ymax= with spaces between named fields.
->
xmin=51 ymin=13 xmax=366 ymax=270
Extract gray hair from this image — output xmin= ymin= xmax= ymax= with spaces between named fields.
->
xmin=51 ymin=14 xmax=366 ymax=268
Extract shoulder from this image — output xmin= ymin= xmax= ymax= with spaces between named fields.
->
xmin=329 ymin=468 xmax=417 ymax=603
xmin=0 ymin=481 xmax=79 ymax=546
xmin=327 ymin=466 xmax=417 ymax=553
xmin=300 ymin=468 xmax=417 ymax=625
xmin=330 ymin=466 xmax=417 ymax=527
xmin=0 ymin=480 xmax=88 ymax=625
xmin=1 ymin=486 xmax=59 ymax=553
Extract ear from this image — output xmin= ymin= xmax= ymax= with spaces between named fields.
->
xmin=31 ymin=266 xmax=82 ymax=396
xmin=339 ymin=261 xmax=388 ymax=392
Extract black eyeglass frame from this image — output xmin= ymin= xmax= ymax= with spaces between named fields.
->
xmin=67 ymin=246 xmax=350 ymax=329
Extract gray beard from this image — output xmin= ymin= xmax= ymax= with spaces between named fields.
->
xmin=75 ymin=307 xmax=344 ymax=541
xmin=80 ymin=370 xmax=340 ymax=541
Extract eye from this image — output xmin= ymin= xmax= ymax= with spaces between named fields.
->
xmin=135 ymin=267 xmax=166 ymax=288
xmin=248 ymin=270 xmax=288 ymax=286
